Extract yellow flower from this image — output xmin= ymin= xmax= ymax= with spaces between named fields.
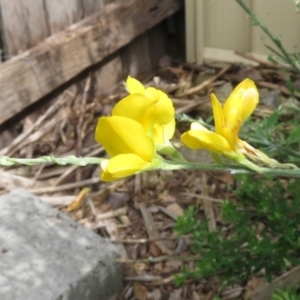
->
xmin=95 ymin=116 xmax=160 ymax=181
xmin=95 ymin=76 xmax=178 ymax=181
xmin=181 ymin=78 xmax=259 ymax=161
xmin=119 ymin=76 xmax=175 ymax=146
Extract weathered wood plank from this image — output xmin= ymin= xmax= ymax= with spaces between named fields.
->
xmin=0 ymin=0 xmax=49 ymax=55
xmin=80 ymin=0 xmax=105 ymax=17
xmin=0 ymin=0 xmax=183 ymax=125
xmin=44 ymin=0 xmax=83 ymax=35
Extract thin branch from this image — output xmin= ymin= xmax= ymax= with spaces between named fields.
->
xmin=235 ymin=0 xmax=300 ymax=74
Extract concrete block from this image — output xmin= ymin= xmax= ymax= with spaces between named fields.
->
xmin=0 ymin=189 xmax=122 ymax=300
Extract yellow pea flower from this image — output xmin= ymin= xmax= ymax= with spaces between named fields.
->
xmin=95 ymin=76 xmax=183 ymax=181
xmin=181 ymin=79 xmax=263 ymax=170
xmin=95 ymin=116 xmax=160 ymax=181
xmin=181 ymin=78 xmax=297 ymax=171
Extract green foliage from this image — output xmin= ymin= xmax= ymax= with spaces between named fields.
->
xmin=240 ymin=103 xmax=300 ymax=162
xmin=272 ymin=286 xmax=300 ymax=300
xmin=175 ymin=174 xmax=300 ymax=286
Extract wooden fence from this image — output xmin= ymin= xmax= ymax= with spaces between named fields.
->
xmin=0 ymin=0 xmax=183 ymax=125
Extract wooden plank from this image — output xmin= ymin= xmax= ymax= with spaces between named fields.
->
xmin=44 ymin=0 xmax=83 ymax=35
xmin=0 ymin=0 xmax=183 ymax=125
xmin=80 ymin=0 xmax=105 ymax=17
xmin=93 ymin=53 xmax=123 ymax=98
xmin=0 ymin=0 xmax=48 ymax=56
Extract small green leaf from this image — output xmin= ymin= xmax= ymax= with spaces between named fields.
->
xmin=264 ymin=110 xmax=279 ymax=130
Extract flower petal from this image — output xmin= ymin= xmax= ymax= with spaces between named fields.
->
xmin=144 ymin=88 xmax=174 ymax=125
xmin=95 ymin=116 xmax=155 ymax=161
xmin=112 ymin=94 xmax=157 ymax=131
xmin=101 ymin=154 xmax=151 ymax=181
xmin=181 ymin=122 xmax=234 ymax=154
xmin=239 ymin=79 xmax=259 ymax=122
xmin=210 ymin=93 xmax=225 ymax=135
xmin=152 ymin=118 xmax=176 ymax=144
xmin=126 ymin=76 xmax=145 ymax=94
xmin=223 ymin=78 xmax=258 ymax=129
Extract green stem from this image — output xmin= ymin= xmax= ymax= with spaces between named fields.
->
xmin=235 ymin=0 xmax=300 ymax=74
xmin=0 ymin=155 xmax=103 ymax=166
xmin=2 ymin=155 xmax=300 ymax=179
xmin=160 ymin=159 xmax=300 ymax=178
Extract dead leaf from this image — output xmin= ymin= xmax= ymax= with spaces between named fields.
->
xmin=133 ymin=283 xmax=148 ymax=300
xmin=65 ymin=187 xmax=90 ymax=212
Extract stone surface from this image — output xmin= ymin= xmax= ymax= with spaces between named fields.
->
xmin=0 ymin=189 xmax=122 ymax=300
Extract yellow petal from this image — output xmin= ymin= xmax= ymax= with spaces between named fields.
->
xmin=223 ymin=78 xmax=258 ymax=129
xmin=95 ymin=116 xmax=155 ymax=161
xmin=151 ymin=116 xmax=176 ymax=144
xmin=239 ymin=79 xmax=259 ymax=122
xmin=112 ymin=94 xmax=157 ymax=131
xmin=181 ymin=122 xmax=234 ymax=154
xmin=210 ymin=93 xmax=225 ymax=135
xmin=144 ymin=88 xmax=174 ymax=125
xmin=101 ymin=154 xmax=151 ymax=181
xmin=190 ymin=122 xmax=211 ymax=132
xmin=126 ymin=76 xmax=145 ymax=94
xmin=163 ymin=118 xmax=176 ymax=140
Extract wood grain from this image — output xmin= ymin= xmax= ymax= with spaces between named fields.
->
xmin=0 ymin=0 xmax=49 ymax=55
xmin=0 ymin=0 xmax=183 ymax=125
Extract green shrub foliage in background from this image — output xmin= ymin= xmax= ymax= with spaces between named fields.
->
xmin=175 ymin=174 xmax=300 ymax=286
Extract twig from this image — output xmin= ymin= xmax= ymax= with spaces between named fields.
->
xmin=234 ymin=51 xmax=280 ymax=68
xmin=0 ymin=91 xmax=74 ymax=156
xmin=257 ymin=81 xmax=300 ymax=99
xmin=180 ymin=192 xmax=224 ymax=204
xmin=117 ymin=254 xmax=200 ymax=264
xmin=106 ymin=235 xmax=192 ymax=244
xmin=79 ymin=207 xmax=128 ymax=224
xmin=176 ymin=65 xmax=231 ymax=97
xmin=138 ymin=202 xmax=172 ymax=255
xmin=235 ymin=0 xmax=300 ymax=74
xmin=175 ymin=98 xmax=207 ymax=114
xmin=29 ymin=177 xmax=100 ymax=194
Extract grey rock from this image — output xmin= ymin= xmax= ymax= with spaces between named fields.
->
xmin=0 ymin=189 xmax=122 ymax=300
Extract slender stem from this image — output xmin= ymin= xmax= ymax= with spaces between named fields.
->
xmin=0 ymin=155 xmax=103 ymax=166
xmin=235 ymin=0 xmax=300 ymax=74
xmin=160 ymin=159 xmax=300 ymax=178
xmin=2 ymin=155 xmax=300 ymax=179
